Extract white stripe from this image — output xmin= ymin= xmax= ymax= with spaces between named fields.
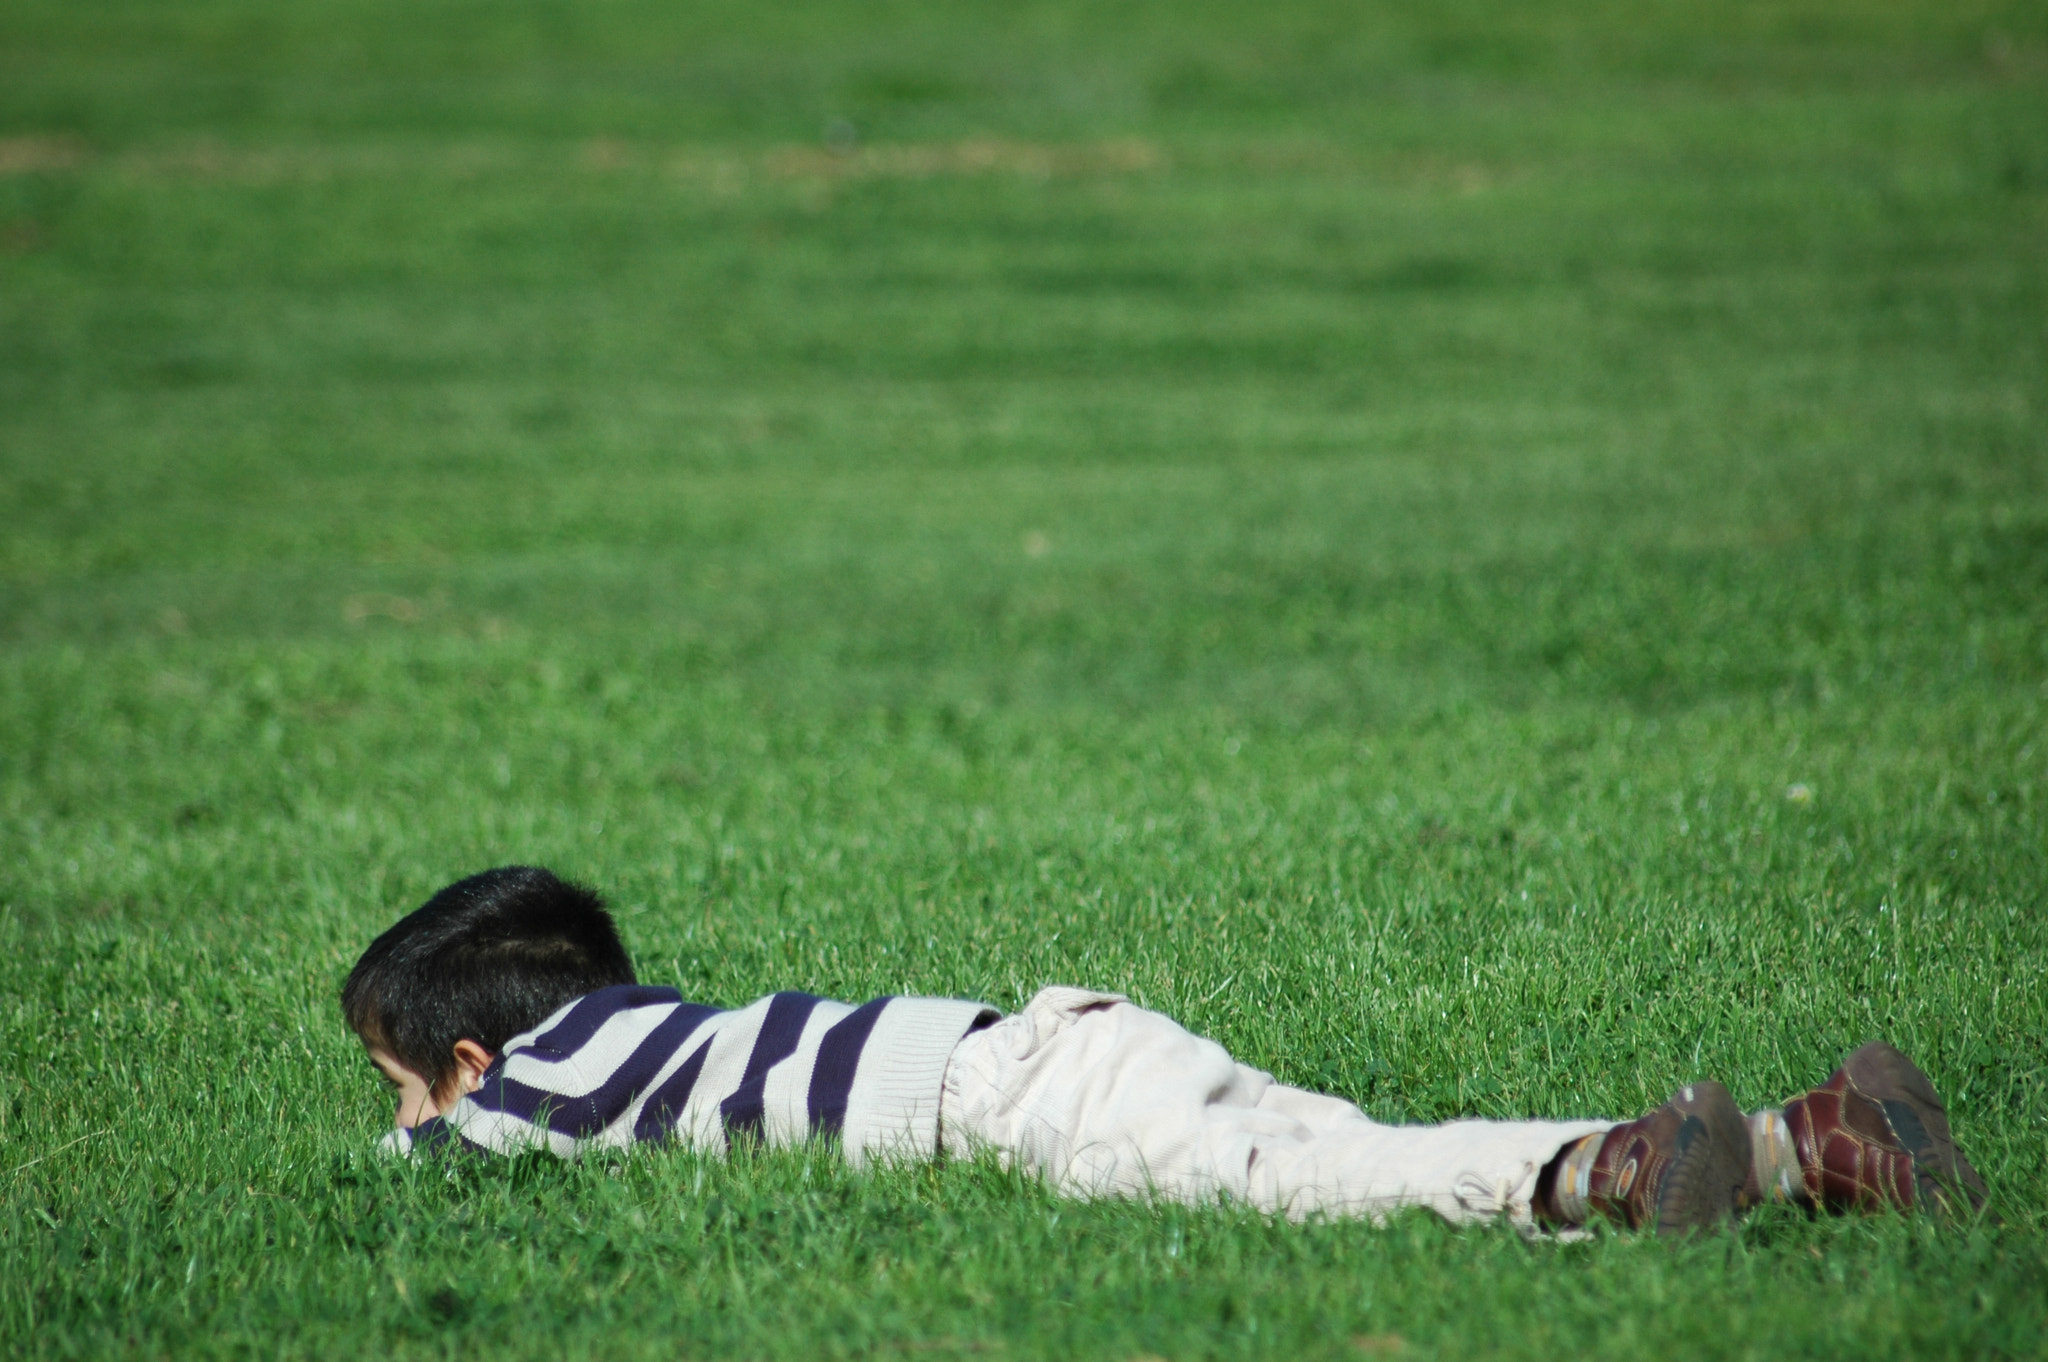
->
xmin=454 ymin=1102 xmax=578 ymax=1159
xmin=608 ymin=1013 xmax=727 ymax=1148
xmin=757 ymin=999 xmax=857 ymax=1146
xmin=498 ymin=1001 xmax=685 ymax=1099
xmin=664 ymin=994 xmax=776 ymax=1156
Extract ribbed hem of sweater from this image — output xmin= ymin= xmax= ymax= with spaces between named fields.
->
xmin=842 ymin=997 xmax=999 ymax=1167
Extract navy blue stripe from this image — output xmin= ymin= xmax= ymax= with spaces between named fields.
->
xmin=473 ymin=1002 xmax=720 ymax=1138
xmin=633 ymin=1035 xmax=715 ymax=1143
xmin=527 ymin=985 xmax=685 ymax=1057
xmin=719 ymin=992 xmax=823 ymax=1142
xmin=806 ymin=996 xmax=891 ymax=1138
xmin=407 ymin=1116 xmax=489 ymax=1157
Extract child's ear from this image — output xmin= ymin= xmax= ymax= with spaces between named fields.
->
xmin=450 ymin=1039 xmax=496 ymax=1097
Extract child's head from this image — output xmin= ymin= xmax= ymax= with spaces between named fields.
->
xmin=342 ymin=866 xmax=637 ymax=1119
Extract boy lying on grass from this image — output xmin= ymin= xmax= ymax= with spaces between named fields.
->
xmin=345 ymin=866 xmax=1989 ymax=1236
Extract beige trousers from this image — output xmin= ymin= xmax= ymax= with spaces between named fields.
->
xmin=940 ymin=986 xmax=1613 ymax=1229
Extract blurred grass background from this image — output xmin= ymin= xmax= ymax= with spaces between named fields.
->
xmin=3 ymin=1 xmax=2046 ymax=1357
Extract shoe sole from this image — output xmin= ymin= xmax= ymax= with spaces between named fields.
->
xmin=1654 ymin=1080 xmax=1752 ymax=1236
xmin=1842 ymin=1041 xmax=1992 ymax=1218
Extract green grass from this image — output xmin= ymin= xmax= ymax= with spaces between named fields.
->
xmin=4 ymin=0 xmax=2047 ymax=1356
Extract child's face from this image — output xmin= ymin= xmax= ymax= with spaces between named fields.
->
xmin=367 ymin=1047 xmax=444 ymax=1129
xmin=363 ymin=1038 xmax=495 ymax=1129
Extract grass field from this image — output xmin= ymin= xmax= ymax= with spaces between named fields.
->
xmin=4 ymin=0 xmax=2047 ymax=1356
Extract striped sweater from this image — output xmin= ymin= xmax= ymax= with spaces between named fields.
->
xmin=387 ymin=985 xmax=997 ymax=1165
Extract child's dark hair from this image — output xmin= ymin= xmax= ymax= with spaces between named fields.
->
xmin=341 ymin=866 xmax=636 ymax=1095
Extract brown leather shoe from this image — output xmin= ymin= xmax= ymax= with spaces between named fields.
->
xmin=1750 ymin=1041 xmax=1990 ymax=1218
xmin=1577 ymin=1080 xmax=1752 ymax=1235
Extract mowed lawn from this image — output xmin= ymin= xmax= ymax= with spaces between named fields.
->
xmin=3 ymin=0 xmax=2046 ymax=1356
